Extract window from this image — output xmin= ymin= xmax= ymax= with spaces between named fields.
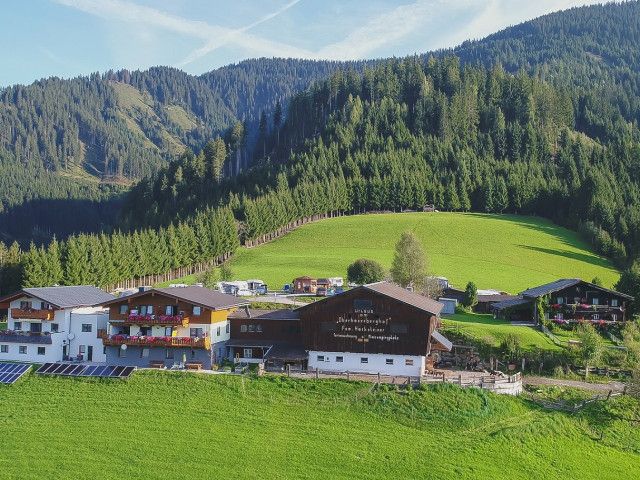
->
xmin=141 ymin=348 xmax=149 ymax=358
xmin=256 ymin=324 xmax=263 ymax=333
xmin=385 ymin=358 xmax=394 ymax=365
xmin=140 ymin=305 xmax=154 ymax=315
xmin=1 ymin=345 xmax=8 ymax=353
xmin=612 ymin=299 xmax=619 ymax=307
xmin=243 ymin=348 xmax=253 ymax=359
xmin=405 ymin=359 xmax=414 ymax=366
xmin=557 ymin=297 xmax=564 ymax=304
xmin=119 ymin=304 xmax=128 ymax=315
xmin=317 ymin=355 xmax=325 ymax=362
xmin=592 ymin=297 xmax=599 ymax=305
xmin=241 ymin=325 xmax=247 ymax=333
xmin=79 ymin=345 xmax=86 ymax=354
xmin=336 ymin=356 xmax=343 ymax=363
xmin=216 ymin=326 xmax=221 ymax=336
xmin=50 ymin=323 xmax=59 ymax=333
xmin=593 ymin=314 xmax=600 ymax=320
xmin=30 ymin=322 xmax=42 ymax=333
xmin=190 ymin=328 xmax=203 ymax=338
xmin=140 ymin=305 xmax=147 ymax=315
xmin=81 ymin=324 xmax=92 ymax=333
xmin=42 ymin=303 xmax=53 ymax=310
xmin=226 ymin=323 xmax=230 ymax=334
xmin=164 ymin=327 xmax=173 ymax=336
xmin=19 ymin=346 xmax=27 ymax=354
xmin=248 ymin=324 xmax=255 ymax=332
xmin=13 ymin=321 xmax=22 ymax=331
xmin=360 ymin=357 xmax=368 ymax=364
xmin=118 ymin=347 xmax=127 ymax=358
xmin=193 ymin=306 xmax=202 ymax=316
xmin=165 ymin=349 xmax=174 ymax=359
xmin=19 ymin=301 xmax=31 ymax=310
xmin=165 ymin=305 xmax=175 ymax=315
xmin=37 ymin=347 xmax=46 ymax=356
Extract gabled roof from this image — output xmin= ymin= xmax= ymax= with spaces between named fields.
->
xmin=520 ymin=279 xmax=633 ymax=300
xmin=100 ymin=286 xmax=248 ymax=310
xmin=477 ymin=294 xmax=519 ymax=303
xmin=0 ymin=286 xmax=114 ymax=309
xmin=229 ymin=308 xmax=300 ymax=321
xmin=492 ymin=297 xmax=532 ymax=311
xmin=363 ymin=282 xmax=444 ymax=316
xmin=296 ymin=281 xmax=443 ymax=316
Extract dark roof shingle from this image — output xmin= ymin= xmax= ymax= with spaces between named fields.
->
xmin=101 ymin=286 xmax=248 ymax=310
xmin=520 ymin=279 xmax=633 ymax=300
xmin=0 ymin=286 xmax=114 ymax=309
xmin=363 ymin=282 xmax=443 ymax=315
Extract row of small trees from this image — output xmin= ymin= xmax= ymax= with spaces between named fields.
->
xmin=0 ymin=207 xmax=238 ymax=293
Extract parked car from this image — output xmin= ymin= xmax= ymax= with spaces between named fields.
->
xmin=316 ymin=287 xmax=328 ymax=297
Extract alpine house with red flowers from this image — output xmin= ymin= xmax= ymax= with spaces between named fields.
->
xmin=493 ymin=279 xmax=633 ymax=324
xmin=99 ymin=286 xmax=248 ymax=369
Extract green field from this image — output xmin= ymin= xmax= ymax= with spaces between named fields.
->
xmin=441 ymin=312 xmax=562 ymax=351
xmin=1 ymin=372 xmax=638 ymax=479
xmin=190 ymin=213 xmax=619 ymax=293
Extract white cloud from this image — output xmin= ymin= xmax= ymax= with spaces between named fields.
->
xmin=177 ymin=0 xmax=303 ymax=67
xmin=54 ymin=0 xmax=611 ymax=70
xmin=317 ymin=0 xmax=607 ymax=60
xmin=55 ymin=0 xmax=312 ymax=64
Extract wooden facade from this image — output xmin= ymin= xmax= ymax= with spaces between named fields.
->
xmin=106 ymin=292 xmax=228 ymax=325
xmin=544 ymin=283 xmax=630 ymax=322
xmin=298 ymin=287 xmax=438 ymax=356
xmin=292 ymin=276 xmax=317 ymax=294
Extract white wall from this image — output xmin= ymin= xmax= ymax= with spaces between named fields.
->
xmin=69 ymin=308 xmax=109 ymax=363
xmin=308 ymin=351 xmax=425 ymax=376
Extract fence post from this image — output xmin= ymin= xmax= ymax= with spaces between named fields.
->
xmin=458 ymin=374 xmax=462 ymax=386
xmin=377 ymin=372 xmax=381 ymax=385
xmin=347 ymin=371 xmax=350 ymax=381
xmin=315 ymin=367 xmax=319 ymax=379
xmin=287 ymin=364 xmax=290 ymax=377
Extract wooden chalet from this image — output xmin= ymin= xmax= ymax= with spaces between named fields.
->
xmin=493 ymin=279 xmax=633 ymax=324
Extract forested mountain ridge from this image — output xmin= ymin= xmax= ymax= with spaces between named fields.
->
xmin=4 ymin=1 xmax=640 ymax=293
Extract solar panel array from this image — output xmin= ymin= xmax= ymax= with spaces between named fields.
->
xmin=0 ymin=362 xmax=31 ymax=385
xmin=35 ymin=363 xmax=135 ymax=379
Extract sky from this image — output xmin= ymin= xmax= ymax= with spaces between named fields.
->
xmin=1 ymin=0 xmax=605 ymax=87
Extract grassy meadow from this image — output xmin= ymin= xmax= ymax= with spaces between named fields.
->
xmin=173 ymin=213 xmax=619 ymax=293
xmin=441 ymin=312 xmax=562 ymax=351
xmin=0 ymin=372 xmax=638 ymax=479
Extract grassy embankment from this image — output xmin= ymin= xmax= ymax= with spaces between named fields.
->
xmin=0 ymin=372 xmax=638 ymax=479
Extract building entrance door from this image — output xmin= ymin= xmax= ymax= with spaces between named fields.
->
xmin=87 ymin=345 xmax=93 ymax=362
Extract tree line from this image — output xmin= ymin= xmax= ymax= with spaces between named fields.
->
xmin=0 ymin=207 xmax=238 ymax=294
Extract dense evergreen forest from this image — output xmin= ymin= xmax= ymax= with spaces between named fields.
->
xmin=2 ymin=1 xmax=640 ymax=293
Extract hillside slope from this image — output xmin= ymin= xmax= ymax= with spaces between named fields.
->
xmin=2 ymin=373 xmax=639 ymax=479
xmin=175 ymin=213 xmax=620 ymax=292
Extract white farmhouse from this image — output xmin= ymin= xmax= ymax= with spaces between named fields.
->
xmin=0 ymin=286 xmax=114 ymax=363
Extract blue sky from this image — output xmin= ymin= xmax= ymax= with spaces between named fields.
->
xmin=1 ymin=0 xmax=604 ymax=87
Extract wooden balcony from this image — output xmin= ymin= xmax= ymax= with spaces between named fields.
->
xmin=116 ymin=314 xmax=189 ymax=327
xmin=102 ymin=335 xmax=211 ymax=349
xmin=11 ymin=308 xmax=54 ymax=321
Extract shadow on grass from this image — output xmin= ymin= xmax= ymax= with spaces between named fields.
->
xmin=517 ymin=245 xmax=611 ymax=269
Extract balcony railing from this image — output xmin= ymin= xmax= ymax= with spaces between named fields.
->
xmin=11 ymin=308 xmax=54 ymax=320
xmin=116 ymin=314 xmax=189 ymax=327
xmin=102 ymin=334 xmax=210 ymax=349
xmin=0 ymin=330 xmax=53 ymax=344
